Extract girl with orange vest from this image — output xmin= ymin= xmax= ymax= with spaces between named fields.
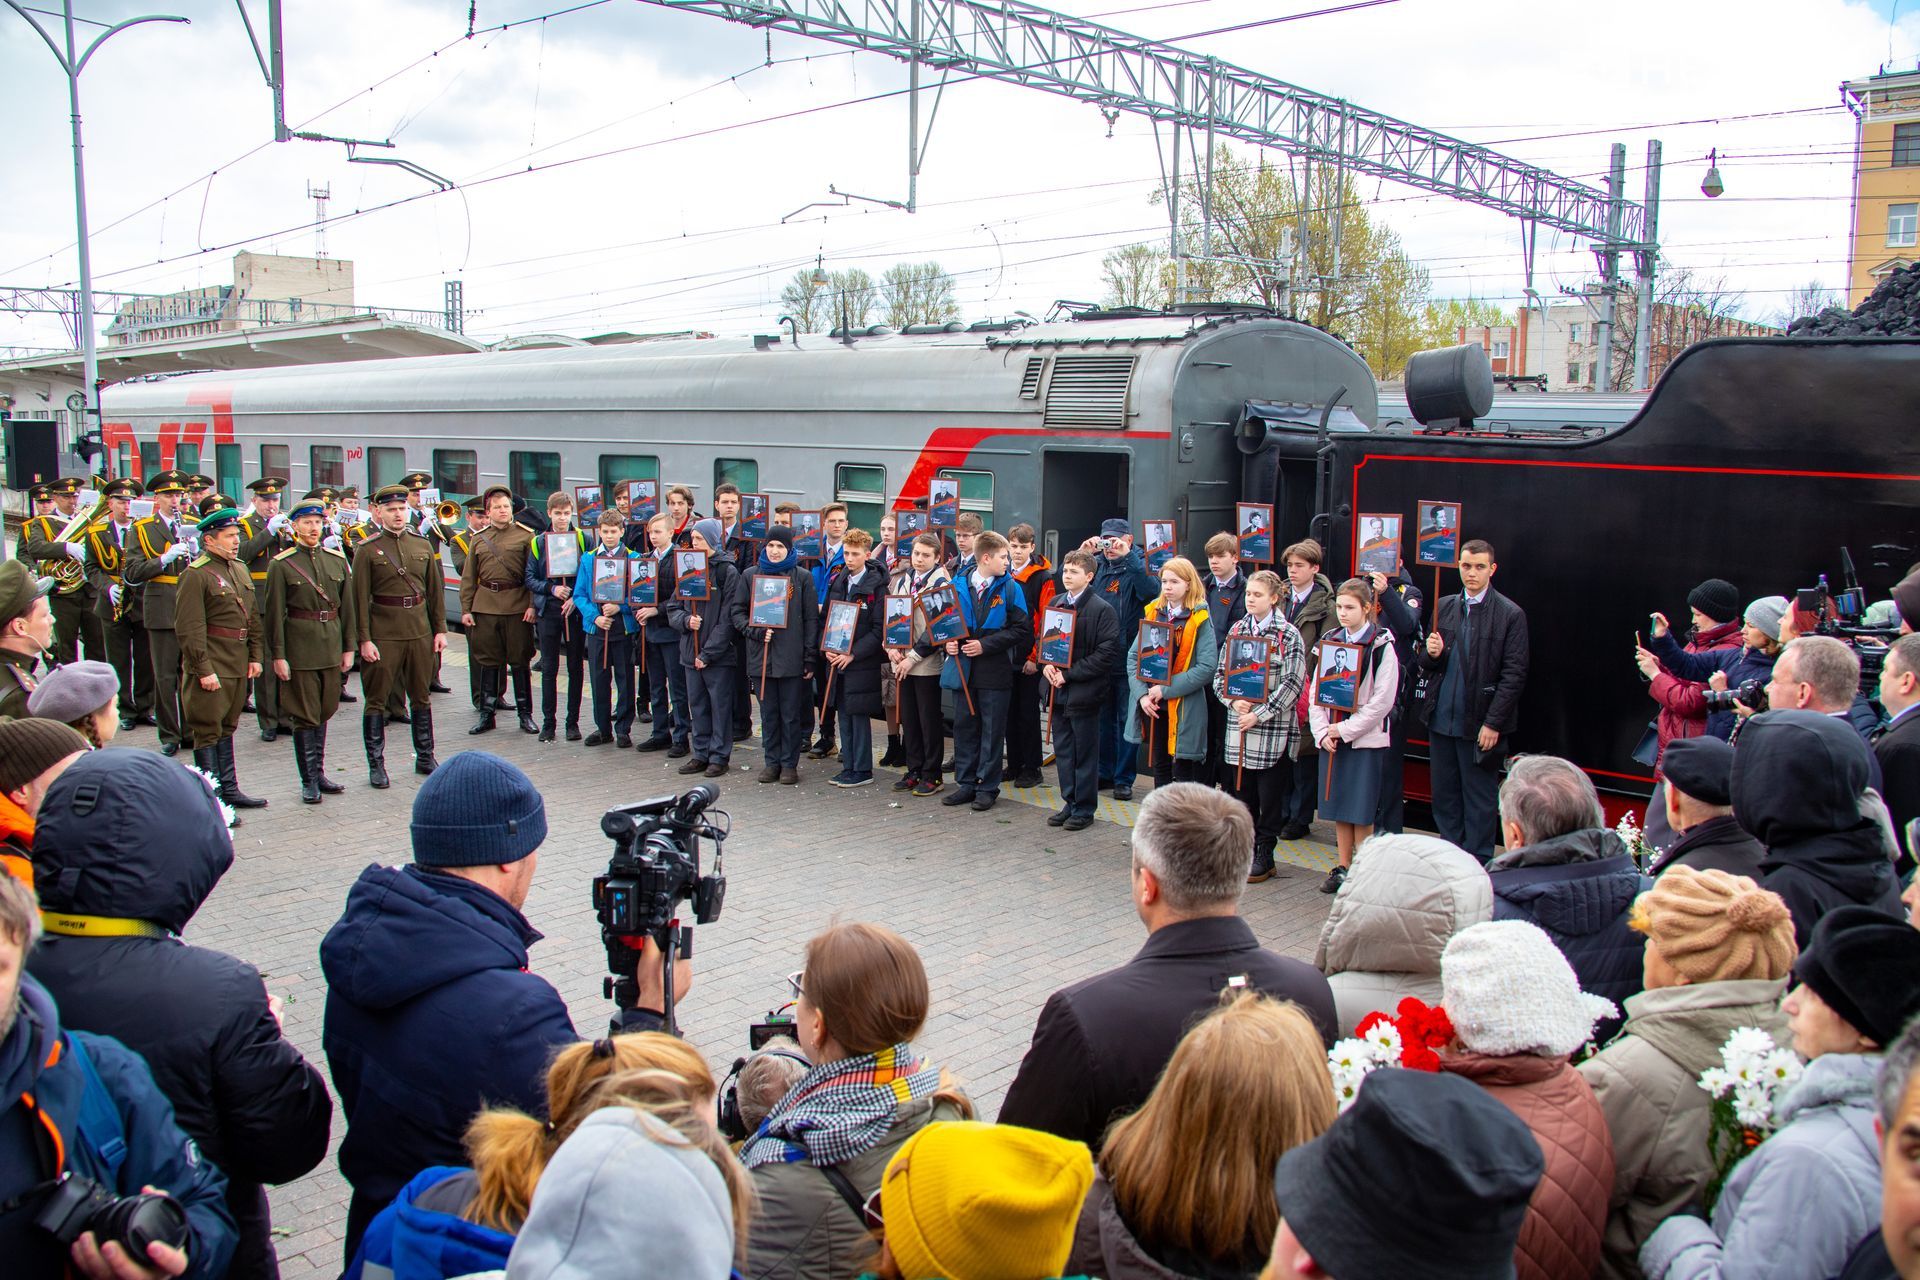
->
xmin=1125 ymin=556 xmax=1220 ymax=787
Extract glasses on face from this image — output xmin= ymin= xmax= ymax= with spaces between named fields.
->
xmin=786 ymin=969 xmax=805 ymax=1001
xmin=861 ymin=1187 xmax=885 ymax=1232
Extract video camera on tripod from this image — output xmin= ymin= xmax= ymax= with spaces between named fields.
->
xmin=591 ymin=784 xmax=728 ymax=1035
xmin=1797 ymin=548 xmax=1900 ymax=687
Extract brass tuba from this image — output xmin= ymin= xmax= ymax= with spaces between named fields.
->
xmin=46 ymin=483 xmax=109 ymax=595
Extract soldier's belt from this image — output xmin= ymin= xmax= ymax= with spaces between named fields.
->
xmin=289 ymin=607 xmax=337 ymax=622
xmin=250 ymin=571 xmax=268 ymax=581
xmin=374 ymin=594 xmax=422 ymax=608
xmin=480 ymin=579 xmax=517 ymax=592
xmin=207 ymin=625 xmax=249 ymax=640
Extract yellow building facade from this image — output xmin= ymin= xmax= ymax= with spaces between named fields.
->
xmin=1845 ymin=67 xmax=1920 ymax=304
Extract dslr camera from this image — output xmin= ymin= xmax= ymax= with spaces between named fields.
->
xmin=1702 ymin=678 xmax=1768 ymax=714
xmin=592 ymin=784 xmax=728 ymax=1034
xmin=36 ymin=1173 xmax=189 ymax=1259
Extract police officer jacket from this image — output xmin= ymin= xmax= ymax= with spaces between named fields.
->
xmin=266 ymin=542 xmax=355 ymax=670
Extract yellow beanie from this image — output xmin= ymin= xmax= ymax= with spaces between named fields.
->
xmin=882 ymin=1121 xmax=1094 ymax=1280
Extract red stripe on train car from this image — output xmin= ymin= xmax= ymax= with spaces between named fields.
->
xmin=892 ymin=426 xmax=1171 ymax=509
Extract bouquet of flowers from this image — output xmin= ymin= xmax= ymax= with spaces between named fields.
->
xmin=1615 ymin=811 xmax=1657 ymax=870
xmin=1327 ymin=997 xmax=1455 ymax=1112
xmin=1696 ymin=1026 xmax=1803 ymax=1210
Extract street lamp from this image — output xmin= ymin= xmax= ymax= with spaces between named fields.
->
xmin=5 ymin=1 xmax=190 ymax=469
xmin=1700 ymin=148 xmax=1725 ymax=199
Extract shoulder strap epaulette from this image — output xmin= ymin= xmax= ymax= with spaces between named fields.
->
xmin=190 ymin=555 xmax=211 ymax=569
xmin=274 ymin=546 xmax=298 ymax=560
xmin=323 ymin=545 xmax=348 ymax=560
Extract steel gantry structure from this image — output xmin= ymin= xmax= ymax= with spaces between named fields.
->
xmin=634 ymin=0 xmax=1660 ymax=385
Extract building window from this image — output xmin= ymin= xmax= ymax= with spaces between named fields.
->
xmin=834 ymin=463 xmax=887 ymax=534
xmin=1896 ymin=123 xmax=1920 ymax=168
xmin=1891 ymin=203 xmax=1918 ymax=248
xmin=508 ymin=451 xmax=562 ymax=507
xmin=260 ymin=444 xmax=289 ymax=483
xmin=433 ymin=449 xmax=478 ymax=503
xmin=367 ymin=447 xmax=406 ymax=491
xmin=599 ymin=454 xmax=659 ymax=492
xmin=1587 ymin=362 xmax=1599 ymax=387
xmin=714 ymin=458 xmax=758 ymax=496
xmin=1491 ymin=339 xmax=1510 ymax=360
xmin=1567 ymin=322 xmax=1583 ymax=344
xmin=1567 ymin=363 xmax=1581 ymax=385
xmin=216 ymin=443 xmax=242 ymax=504
xmin=311 ymin=444 xmax=345 ymax=488
xmin=936 ymin=468 xmax=995 ymax=529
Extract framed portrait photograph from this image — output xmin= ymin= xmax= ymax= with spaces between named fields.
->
xmin=1236 ymin=502 xmax=1274 ymax=564
xmin=1136 ymin=619 xmax=1175 ymax=686
xmin=625 ymin=479 xmax=659 ymax=524
xmin=1143 ymin=519 xmax=1177 ymax=574
xmin=916 ymin=582 xmax=968 ymax=645
xmin=749 ymin=574 xmax=791 ymax=629
xmin=789 ymin=510 xmax=824 ymax=560
xmin=1415 ymin=500 xmax=1461 ymax=568
xmin=822 ymin=599 xmax=860 ymax=655
xmin=1315 ymin=639 xmax=1363 ymax=712
xmin=626 ymin=555 xmax=657 ymax=607
xmin=574 ymin=484 xmax=604 ymax=526
xmin=591 ymin=554 xmax=627 ymax=605
xmin=1038 ymin=605 xmax=1076 ymax=668
xmin=896 ymin=509 xmax=928 ymax=540
xmin=928 ymin=476 xmax=960 ymax=529
xmin=674 ymin=548 xmax=709 ymax=601
xmin=883 ymin=593 xmax=915 ymax=647
xmin=1356 ymin=513 xmax=1402 ymax=576
xmin=545 ymin=532 xmax=581 ymax=579
xmin=1223 ymin=634 xmax=1272 ymax=702
xmin=740 ymin=493 xmax=770 ymax=542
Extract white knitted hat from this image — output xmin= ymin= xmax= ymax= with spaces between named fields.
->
xmin=1441 ymin=921 xmax=1618 ymax=1057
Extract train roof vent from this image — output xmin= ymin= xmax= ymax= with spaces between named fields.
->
xmin=1019 ymin=356 xmax=1046 ymax=400
xmin=1043 ymin=354 xmax=1135 ymax=428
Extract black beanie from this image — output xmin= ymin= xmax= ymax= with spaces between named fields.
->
xmin=1687 ymin=579 xmax=1741 ymax=626
xmin=763 ymin=526 xmax=795 ymax=551
xmin=1795 ymin=905 xmax=1920 ymax=1047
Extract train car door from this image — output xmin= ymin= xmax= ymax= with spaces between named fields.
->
xmin=1042 ymin=448 xmax=1129 ymax=563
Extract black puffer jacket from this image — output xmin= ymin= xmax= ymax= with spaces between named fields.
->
xmin=822 ymin=562 xmax=887 ymax=717
xmin=666 ymin=548 xmax=741 ymax=667
xmin=730 ymin=561 xmax=818 ymax=681
xmin=30 ymin=750 xmax=333 ymax=1280
xmin=1735 ymin=710 xmax=1904 ymax=950
xmin=1488 ymin=827 xmax=1648 ymax=1038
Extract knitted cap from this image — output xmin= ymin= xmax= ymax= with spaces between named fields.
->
xmin=1744 ymin=595 xmax=1789 ymax=642
xmin=692 ymin=518 xmax=725 ymax=551
xmin=26 ymin=660 xmax=121 ymax=725
xmin=1687 ymin=578 xmax=1742 ymax=625
xmin=1442 ymin=921 xmax=1618 ymax=1057
xmin=1637 ymin=867 xmax=1797 ymax=983
xmin=763 ymin=526 xmax=795 ymax=551
xmin=1794 ymin=905 xmax=1920 ymax=1047
xmin=880 ymin=1121 xmax=1093 ymax=1280
xmin=410 ymin=750 xmax=547 ymax=866
xmin=0 ymin=718 xmax=89 ymax=794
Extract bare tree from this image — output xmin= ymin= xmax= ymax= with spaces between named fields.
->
xmin=1100 ymin=243 xmax=1169 ymax=309
xmin=778 ymin=268 xmax=828 ymax=333
xmin=1606 ymin=268 xmax=1754 ymax=389
xmin=828 ymin=269 xmax=878 ymax=330
xmin=880 ymin=261 xmax=959 ymax=328
xmin=1773 ymin=278 xmax=1843 ymax=328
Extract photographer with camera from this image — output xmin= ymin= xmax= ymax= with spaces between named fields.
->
xmin=0 ymin=869 xmax=237 ymax=1280
xmin=1077 ymin=519 xmax=1158 ymax=802
xmin=1640 ymin=595 xmax=1787 ymax=743
xmin=321 ymin=752 xmax=690 ymax=1265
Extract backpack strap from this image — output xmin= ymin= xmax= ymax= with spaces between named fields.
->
xmin=817 ymin=1162 xmax=870 ymax=1229
xmin=62 ymin=1034 xmax=130 ymax=1183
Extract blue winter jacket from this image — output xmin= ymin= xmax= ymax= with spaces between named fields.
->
xmin=574 ymin=547 xmax=639 ymax=635
xmin=343 ymin=1167 xmax=515 ymax=1280
xmin=1646 ymin=632 xmax=1777 ymax=742
xmin=320 ymin=864 xmax=578 ymax=1258
xmin=1088 ymin=548 xmax=1159 ymax=663
xmin=0 ymin=977 xmax=237 ymax=1280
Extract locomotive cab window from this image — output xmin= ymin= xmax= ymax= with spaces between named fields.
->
xmin=368 ymin=446 xmax=407 ymax=492
xmin=936 ymin=468 xmax=995 ymax=529
xmin=434 ymin=449 xmax=478 ymax=503
xmin=510 ymin=450 xmax=561 ymax=505
xmin=216 ymin=443 xmax=242 ymax=504
xmin=261 ymin=444 xmax=290 ymax=484
xmin=599 ymin=454 xmax=659 ymax=491
xmin=311 ymin=444 xmax=345 ymax=488
xmin=835 ymin=463 xmax=886 ymax=533
xmin=715 ymin=457 xmax=757 ymax=495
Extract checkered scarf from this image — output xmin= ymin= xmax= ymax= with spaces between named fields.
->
xmin=738 ymin=1043 xmax=940 ymax=1169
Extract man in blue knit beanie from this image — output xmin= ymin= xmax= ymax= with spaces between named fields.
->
xmin=318 ymin=751 xmax=680 ymax=1264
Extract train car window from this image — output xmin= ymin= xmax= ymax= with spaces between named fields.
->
xmin=510 ymin=451 xmax=562 ymax=505
xmin=835 ymin=463 xmax=887 ymax=534
xmin=937 ymin=468 xmax=995 ymax=530
xmin=175 ymin=442 xmax=200 ymax=473
xmin=311 ymin=445 xmax=346 ymax=488
xmin=115 ymin=440 xmax=132 ymax=479
xmin=138 ymin=442 xmax=161 ymax=481
xmin=600 ymin=454 xmax=659 ymax=490
xmin=261 ymin=444 xmax=290 ymax=484
xmin=434 ymin=449 xmax=478 ymax=503
xmin=367 ymin=446 xmax=406 ymax=491
xmin=714 ymin=457 xmax=757 ymax=495
xmin=216 ymin=443 xmax=242 ymax=504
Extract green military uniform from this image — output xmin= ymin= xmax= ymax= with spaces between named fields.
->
xmin=266 ymin=509 xmax=356 ymax=803
xmin=449 ymin=508 xmax=486 ymax=714
xmin=123 ymin=471 xmax=195 ymax=754
xmin=0 ymin=657 xmax=35 ymax=721
xmin=0 ymin=562 xmax=51 ymax=719
xmin=354 ymin=486 xmax=447 ymax=787
xmin=81 ymin=479 xmax=154 ymax=725
xmin=18 ymin=478 xmax=101 ymax=666
xmin=459 ymin=486 xmax=539 ymax=735
xmin=236 ymin=478 xmax=292 ymax=738
xmin=175 ymin=505 xmax=268 ymax=813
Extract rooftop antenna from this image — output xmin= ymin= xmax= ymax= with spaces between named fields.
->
xmin=307 ymin=181 xmax=330 ymax=258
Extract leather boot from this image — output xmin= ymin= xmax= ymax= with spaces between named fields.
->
xmin=469 ymin=668 xmax=498 ymax=734
xmin=412 ymin=705 xmax=438 ymax=775
xmin=365 ymin=714 xmax=390 ymax=789
xmin=513 ymin=668 xmax=539 ymax=735
xmin=338 ymin=673 xmax=358 ymax=704
xmin=879 ymin=733 xmax=904 ymax=768
xmin=315 ymin=723 xmax=345 ymax=794
xmin=216 ymin=737 xmax=267 ymax=809
xmin=294 ymin=728 xmax=321 ymax=804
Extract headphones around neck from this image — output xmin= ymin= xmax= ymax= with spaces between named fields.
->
xmin=718 ymin=1049 xmax=812 ymax=1142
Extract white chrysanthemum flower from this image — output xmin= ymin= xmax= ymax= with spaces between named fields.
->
xmin=1329 ymin=1039 xmax=1375 ymax=1073
xmin=1698 ymin=1067 xmax=1734 ymax=1098
xmin=1725 ymin=1027 xmax=1776 ymax=1064
xmin=1759 ymin=1049 xmax=1804 ymax=1093
xmin=1333 ymin=1075 xmax=1363 ymax=1112
xmin=1733 ymin=1084 xmax=1772 ymax=1130
xmin=1364 ymin=1022 xmax=1404 ymax=1062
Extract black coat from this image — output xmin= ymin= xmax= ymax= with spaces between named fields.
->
xmin=1205 ymin=572 xmax=1247 ymax=647
xmin=822 ymin=563 xmax=887 ymax=717
xmin=998 ymin=916 xmax=1336 ymax=1152
xmin=639 ymin=547 xmax=678 ymax=643
xmin=730 ymin=562 xmax=818 ymax=681
xmin=523 ymin=527 xmax=589 ymax=620
xmin=666 ymin=548 xmax=740 ymax=668
xmin=1649 ymin=813 xmax=1769 ymax=879
xmin=1416 ymin=586 xmax=1530 ymax=740
xmin=30 ymin=751 xmax=332 ymax=1280
xmin=1374 ymin=576 xmax=1425 ymax=708
xmin=1875 ymin=706 xmax=1920 ymax=867
xmin=1050 ymin=590 xmax=1122 ymax=715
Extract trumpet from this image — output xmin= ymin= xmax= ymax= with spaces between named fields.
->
xmin=435 ymin=499 xmax=462 ymax=524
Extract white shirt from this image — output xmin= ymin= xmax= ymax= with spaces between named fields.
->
xmin=971 ymin=572 xmax=994 ymax=593
xmin=1463 ymin=589 xmax=1488 ymax=608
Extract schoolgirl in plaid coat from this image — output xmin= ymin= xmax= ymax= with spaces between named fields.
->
xmin=1212 ymin=568 xmax=1307 ymax=882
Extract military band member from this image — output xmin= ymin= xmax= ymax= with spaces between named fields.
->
xmin=83 ymin=477 xmax=156 ymax=728
xmin=354 ymin=484 xmax=447 ymax=787
xmin=400 ymin=470 xmax=456 ymax=696
xmin=237 ymin=477 xmax=292 ymax=739
xmin=0 ymin=562 xmax=54 ymax=720
xmin=124 ymin=469 xmax=197 ymax=756
xmin=331 ymin=486 xmax=369 ymax=706
xmin=175 ymin=504 xmax=268 ymax=812
xmin=460 ymin=483 xmax=539 ymax=735
xmin=19 ymin=483 xmax=55 ymax=548
xmin=18 ymin=475 xmax=102 ymax=665
xmin=186 ymin=473 xmax=218 ymax=511
xmin=447 ymin=495 xmax=489 ymax=717
xmin=266 ymin=495 xmax=355 ymax=804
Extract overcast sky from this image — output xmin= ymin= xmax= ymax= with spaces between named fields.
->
xmin=3 ymin=0 xmax=1916 ymax=349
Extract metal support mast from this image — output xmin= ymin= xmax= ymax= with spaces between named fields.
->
xmin=1632 ymin=140 xmax=1662 ymax=392
xmin=1592 ymin=143 xmax=1627 ymax=393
